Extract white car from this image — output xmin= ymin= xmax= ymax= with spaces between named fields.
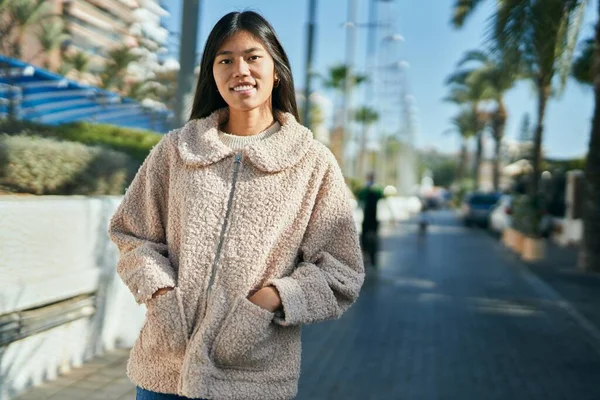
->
xmin=489 ymin=195 xmax=513 ymax=234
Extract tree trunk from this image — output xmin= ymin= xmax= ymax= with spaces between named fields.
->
xmin=458 ymin=139 xmax=468 ymax=181
xmin=358 ymin=128 xmax=366 ymax=179
xmin=474 ymin=132 xmax=483 ymax=190
xmin=531 ymin=81 xmax=549 ymax=197
xmin=492 ymin=103 xmax=507 ymax=192
xmin=580 ymin=7 xmax=600 ymax=271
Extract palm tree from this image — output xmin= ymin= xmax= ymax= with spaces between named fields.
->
xmin=572 ymin=25 xmax=600 ymax=270
xmin=445 ymin=108 xmax=480 ymax=182
xmin=454 ymin=50 xmax=518 ymax=191
xmin=451 ymin=0 xmax=589 ymax=196
xmin=322 ymin=64 xmax=368 ymax=169
xmin=322 ymin=64 xmax=367 ymax=125
xmin=100 ymin=45 xmax=141 ymax=92
xmin=445 ymin=69 xmax=490 ymax=188
xmin=34 ymin=19 xmax=70 ymax=70
xmin=61 ymin=51 xmax=91 ymax=81
xmin=0 ymin=0 xmax=49 ymax=59
xmin=354 ymin=106 xmax=379 ymax=178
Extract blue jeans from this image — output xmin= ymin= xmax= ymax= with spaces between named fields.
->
xmin=136 ymin=387 xmax=208 ymax=400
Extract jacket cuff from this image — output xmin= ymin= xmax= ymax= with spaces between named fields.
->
xmin=125 ymin=265 xmax=177 ymax=304
xmin=267 ymin=277 xmax=307 ymax=326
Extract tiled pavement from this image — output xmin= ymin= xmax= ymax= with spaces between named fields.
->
xmin=14 ymin=349 xmax=134 ymax=400
xmin=15 ymin=211 xmax=600 ymax=400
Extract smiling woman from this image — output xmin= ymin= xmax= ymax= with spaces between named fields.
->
xmin=108 ymin=10 xmax=365 ymax=400
xmin=212 ymin=31 xmax=278 ymax=133
xmin=189 ymin=11 xmax=298 ymax=126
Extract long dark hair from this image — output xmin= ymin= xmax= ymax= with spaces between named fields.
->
xmin=189 ymin=11 xmax=299 ymax=121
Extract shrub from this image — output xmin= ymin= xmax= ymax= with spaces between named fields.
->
xmin=512 ymin=194 xmax=545 ymax=238
xmin=0 ymin=120 xmax=162 ymax=164
xmin=0 ymin=134 xmax=137 ymax=195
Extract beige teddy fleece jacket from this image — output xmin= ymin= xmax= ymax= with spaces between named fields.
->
xmin=108 ymin=108 xmax=365 ymax=400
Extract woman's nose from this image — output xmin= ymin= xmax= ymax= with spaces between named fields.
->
xmin=233 ymin=58 xmax=250 ymax=77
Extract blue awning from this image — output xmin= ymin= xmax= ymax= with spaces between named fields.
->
xmin=0 ymin=54 xmax=172 ymax=133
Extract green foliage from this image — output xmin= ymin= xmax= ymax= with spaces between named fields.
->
xmin=0 ymin=120 xmax=162 ymax=164
xmin=572 ymin=37 xmax=593 ymax=85
xmin=452 ymin=178 xmax=475 ymax=208
xmin=543 ymin=157 xmax=586 ymax=171
xmin=100 ymin=45 xmax=142 ymax=91
xmin=353 ymin=106 xmax=379 ymax=125
xmin=346 ymin=176 xmax=363 ymax=198
xmin=0 ymin=0 xmax=49 ymax=58
xmin=512 ymin=194 xmax=545 ymax=238
xmin=0 ymin=134 xmax=137 ymax=195
xmin=322 ymin=64 xmax=368 ymax=92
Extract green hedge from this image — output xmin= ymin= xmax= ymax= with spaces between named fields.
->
xmin=0 ymin=134 xmax=137 ymax=195
xmin=0 ymin=120 xmax=162 ymax=164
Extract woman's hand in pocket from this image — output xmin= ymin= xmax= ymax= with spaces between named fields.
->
xmin=248 ymin=286 xmax=281 ymax=313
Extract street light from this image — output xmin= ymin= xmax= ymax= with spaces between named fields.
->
xmin=374 ymin=35 xmax=403 ymax=185
xmin=303 ymin=0 xmax=318 ymax=130
xmin=174 ymin=0 xmax=202 ymax=129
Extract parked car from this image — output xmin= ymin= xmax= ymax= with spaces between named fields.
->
xmin=489 ymin=195 xmax=513 ymax=234
xmin=461 ymin=192 xmax=501 ymax=227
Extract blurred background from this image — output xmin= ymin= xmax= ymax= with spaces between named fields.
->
xmin=1 ymin=1 xmax=600 ymax=399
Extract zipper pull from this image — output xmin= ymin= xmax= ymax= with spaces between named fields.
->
xmin=235 ymin=153 xmax=242 ymax=163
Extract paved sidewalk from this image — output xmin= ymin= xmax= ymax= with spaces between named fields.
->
xmin=521 ymin=240 xmax=600 ymax=346
xmin=15 ymin=212 xmax=600 ymax=400
xmin=15 ymin=349 xmax=135 ymax=400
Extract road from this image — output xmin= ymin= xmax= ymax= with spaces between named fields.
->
xmin=297 ymin=210 xmax=600 ymax=400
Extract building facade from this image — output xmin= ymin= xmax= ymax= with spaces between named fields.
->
xmin=7 ymin=0 xmax=169 ymax=85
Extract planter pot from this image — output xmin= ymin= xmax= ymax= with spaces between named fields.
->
xmin=513 ymin=230 xmax=525 ymax=254
xmin=522 ymin=236 xmax=545 ymax=262
xmin=503 ymin=228 xmax=516 ymax=249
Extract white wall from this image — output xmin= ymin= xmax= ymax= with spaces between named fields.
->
xmin=0 ymin=196 xmax=145 ymax=400
xmin=552 ymin=218 xmax=583 ymax=247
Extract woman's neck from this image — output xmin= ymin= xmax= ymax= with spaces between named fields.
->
xmin=223 ymin=106 xmax=275 ymax=137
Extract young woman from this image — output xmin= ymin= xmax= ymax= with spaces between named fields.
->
xmin=109 ymin=11 xmax=364 ymax=400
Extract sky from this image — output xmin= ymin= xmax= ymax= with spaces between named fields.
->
xmin=164 ymin=0 xmax=597 ymax=160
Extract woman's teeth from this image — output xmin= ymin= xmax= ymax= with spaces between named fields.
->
xmin=233 ymin=85 xmax=254 ymax=91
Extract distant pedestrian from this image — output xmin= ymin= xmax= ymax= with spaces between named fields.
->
xmin=418 ymin=200 xmax=430 ymax=236
xmin=357 ymin=172 xmax=385 ymax=267
xmin=108 ymin=11 xmax=364 ymax=400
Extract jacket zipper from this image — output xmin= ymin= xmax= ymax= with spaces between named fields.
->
xmin=178 ymin=152 xmax=242 ymax=394
xmin=201 ymin=152 xmax=242 ymax=321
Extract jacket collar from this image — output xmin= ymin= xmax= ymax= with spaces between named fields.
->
xmin=176 ymin=108 xmax=313 ymax=173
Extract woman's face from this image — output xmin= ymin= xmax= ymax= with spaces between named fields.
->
xmin=213 ymin=31 xmax=277 ymax=113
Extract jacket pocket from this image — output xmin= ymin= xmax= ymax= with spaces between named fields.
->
xmin=140 ymin=287 xmax=188 ymax=354
xmin=212 ymin=295 xmax=275 ymax=370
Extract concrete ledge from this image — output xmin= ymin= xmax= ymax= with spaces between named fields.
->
xmin=0 ymin=196 xmax=145 ymax=400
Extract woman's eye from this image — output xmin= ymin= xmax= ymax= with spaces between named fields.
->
xmin=218 ymin=59 xmax=231 ymax=64
xmin=248 ymin=55 xmax=261 ymax=61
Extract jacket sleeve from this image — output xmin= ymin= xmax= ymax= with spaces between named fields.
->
xmin=267 ymin=158 xmax=365 ymax=326
xmin=108 ymin=136 xmax=176 ymax=304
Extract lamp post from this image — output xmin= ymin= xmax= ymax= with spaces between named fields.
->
xmin=341 ymin=0 xmax=358 ymax=178
xmin=375 ymin=34 xmax=404 ymax=186
xmin=173 ymin=0 xmax=202 ymax=128
xmin=303 ymin=0 xmax=318 ymax=129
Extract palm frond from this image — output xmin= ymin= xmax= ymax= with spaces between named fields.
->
xmin=354 ymin=106 xmax=379 ymax=124
xmin=571 ymin=36 xmax=593 ymax=85
xmin=556 ymin=0 xmax=589 ymax=93
xmin=451 ymin=0 xmax=487 ymax=28
xmin=35 ymin=20 xmax=69 ymax=52
xmin=457 ymin=50 xmax=490 ymax=67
